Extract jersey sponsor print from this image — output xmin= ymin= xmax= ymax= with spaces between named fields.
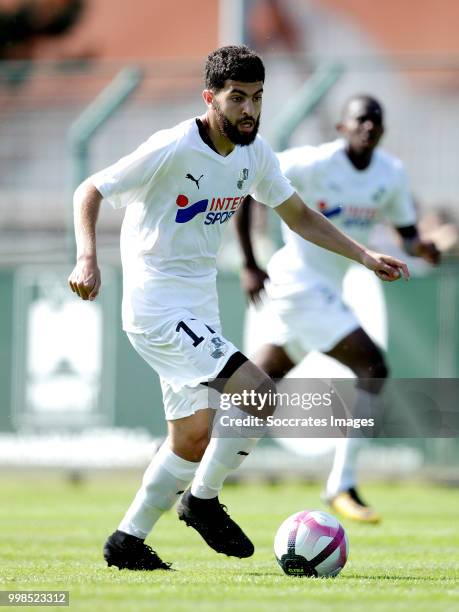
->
xmin=175 ymin=194 xmax=244 ymax=225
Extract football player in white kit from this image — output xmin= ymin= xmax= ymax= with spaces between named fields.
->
xmin=68 ymin=47 xmax=410 ymax=571
xmin=236 ymin=95 xmax=439 ymax=524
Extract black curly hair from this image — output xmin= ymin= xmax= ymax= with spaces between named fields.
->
xmin=205 ymin=45 xmax=265 ymax=91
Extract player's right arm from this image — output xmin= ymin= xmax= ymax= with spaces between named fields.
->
xmin=68 ymin=180 xmax=103 ymax=301
xmin=67 ymin=128 xmax=176 ymax=302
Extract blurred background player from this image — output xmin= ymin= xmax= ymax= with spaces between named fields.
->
xmin=235 ymin=94 xmax=440 ymax=523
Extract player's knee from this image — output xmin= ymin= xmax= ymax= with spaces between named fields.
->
xmin=357 ymin=358 xmax=389 ymax=393
xmin=254 ymin=345 xmax=294 ymax=379
xmin=223 ymin=360 xmax=277 ymax=418
xmin=355 ymin=358 xmax=388 ymax=378
xmin=253 ymin=375 xmax=277 ymax=420
xmin=170 ymin=429 xmax=209 ymax=462
xmin=187 ymin=431 xmax=210 ymax=461
xmin=372 ymin=360 xmax=389 ymax=379
xmin=189 ymin=436 xmax=209 ymax=461
xmin=176 ymin=441 xmax=208 ymax=462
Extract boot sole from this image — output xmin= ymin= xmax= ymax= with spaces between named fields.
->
xmin=103 ymin=546 xmax=173 ymax=571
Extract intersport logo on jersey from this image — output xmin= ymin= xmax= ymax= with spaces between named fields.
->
xmin=175 ymin=194 xmax=243 ymax=225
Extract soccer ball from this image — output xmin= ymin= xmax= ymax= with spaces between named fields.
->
xmin=274 ymin=510 xmax=349 ymax=577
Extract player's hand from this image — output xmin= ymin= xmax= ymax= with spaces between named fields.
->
xmin=413 ymin=239 xmax=441 ymax=265
xmin=68 ymin=255 xmax=101 ymax=301
xmin=361 ymin=249 xmax=410 ymax=282
xmin=240 ymin=265 xmax=269 ymax=304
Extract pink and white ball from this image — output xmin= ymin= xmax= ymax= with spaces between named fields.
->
xmin=274 ymin=510 xmax=349 ymax=577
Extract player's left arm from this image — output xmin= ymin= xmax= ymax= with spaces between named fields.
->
xmin=234 ymin=196 xmax=269 ymax=304
xmin=396 ymin=225 xmax=440 ymax=265
xmin=275 ymin=192 xmax=409 ymax=281
xmin=386 ymin=161 xmax=440 ymax=265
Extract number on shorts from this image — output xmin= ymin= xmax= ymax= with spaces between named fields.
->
xmin=176 ymin=319 xmax=215 ymax=347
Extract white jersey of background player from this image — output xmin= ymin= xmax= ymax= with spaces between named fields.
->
xmin=236 ymin=95 xmax=439 ymax=524
xmin=69 ymin=47 xmax=410 ymax=572
xmin=271 ymin=138 xmax=414 ymax=299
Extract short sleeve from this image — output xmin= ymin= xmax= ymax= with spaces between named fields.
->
xmin=277 ymin=145 xmax=317 ymax=203
xmin=383 ymin=161 xmax=417 ymax=227
xmin=250 ymin=138 xmax=295 ymax=208
xmin=91 ymin=131 xmax=175 ymax=209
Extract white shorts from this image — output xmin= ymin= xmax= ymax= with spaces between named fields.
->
xmin=258 ymin=282 xmax=359 ymax=363
xmin=127 ymin=310 xmax=239 ymax=420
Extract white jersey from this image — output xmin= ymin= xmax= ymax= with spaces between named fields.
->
xmin=92 ymin=118 xmax=294 ymax=332
xmin=268 ymin=139 xmax=417 ymax=295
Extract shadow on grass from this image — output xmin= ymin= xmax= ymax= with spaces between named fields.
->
xmin=245 ymin=572 xmax=452 ymax=582
xmin=245 ymin=572 xmax=286 ymax=577
xmin=344 ymin=574 xmax=451 ymax=582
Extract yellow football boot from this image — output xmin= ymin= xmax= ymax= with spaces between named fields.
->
xmin=327 ymin=487 xmax=381 ymax=524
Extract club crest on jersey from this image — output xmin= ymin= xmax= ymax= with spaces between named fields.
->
xmin=175 ymin=194 xmax=243 ymax=225
xmin=372 ymin=186 xmax=386 ymax=202
xmin=208 ymin=336 xmax=228 ymax=359
xmin=237 ymin=168 xmax=249 ymax=189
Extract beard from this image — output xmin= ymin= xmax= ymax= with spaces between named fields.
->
xmin=213 ymin=101 xmax=260 ymax=146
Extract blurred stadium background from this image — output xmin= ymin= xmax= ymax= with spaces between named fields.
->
xmin=0 ymin=0 xmax=458 ymax=483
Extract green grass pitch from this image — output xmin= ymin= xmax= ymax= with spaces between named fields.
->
xmin=0 ymin=476 xmax=458 ymax=611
